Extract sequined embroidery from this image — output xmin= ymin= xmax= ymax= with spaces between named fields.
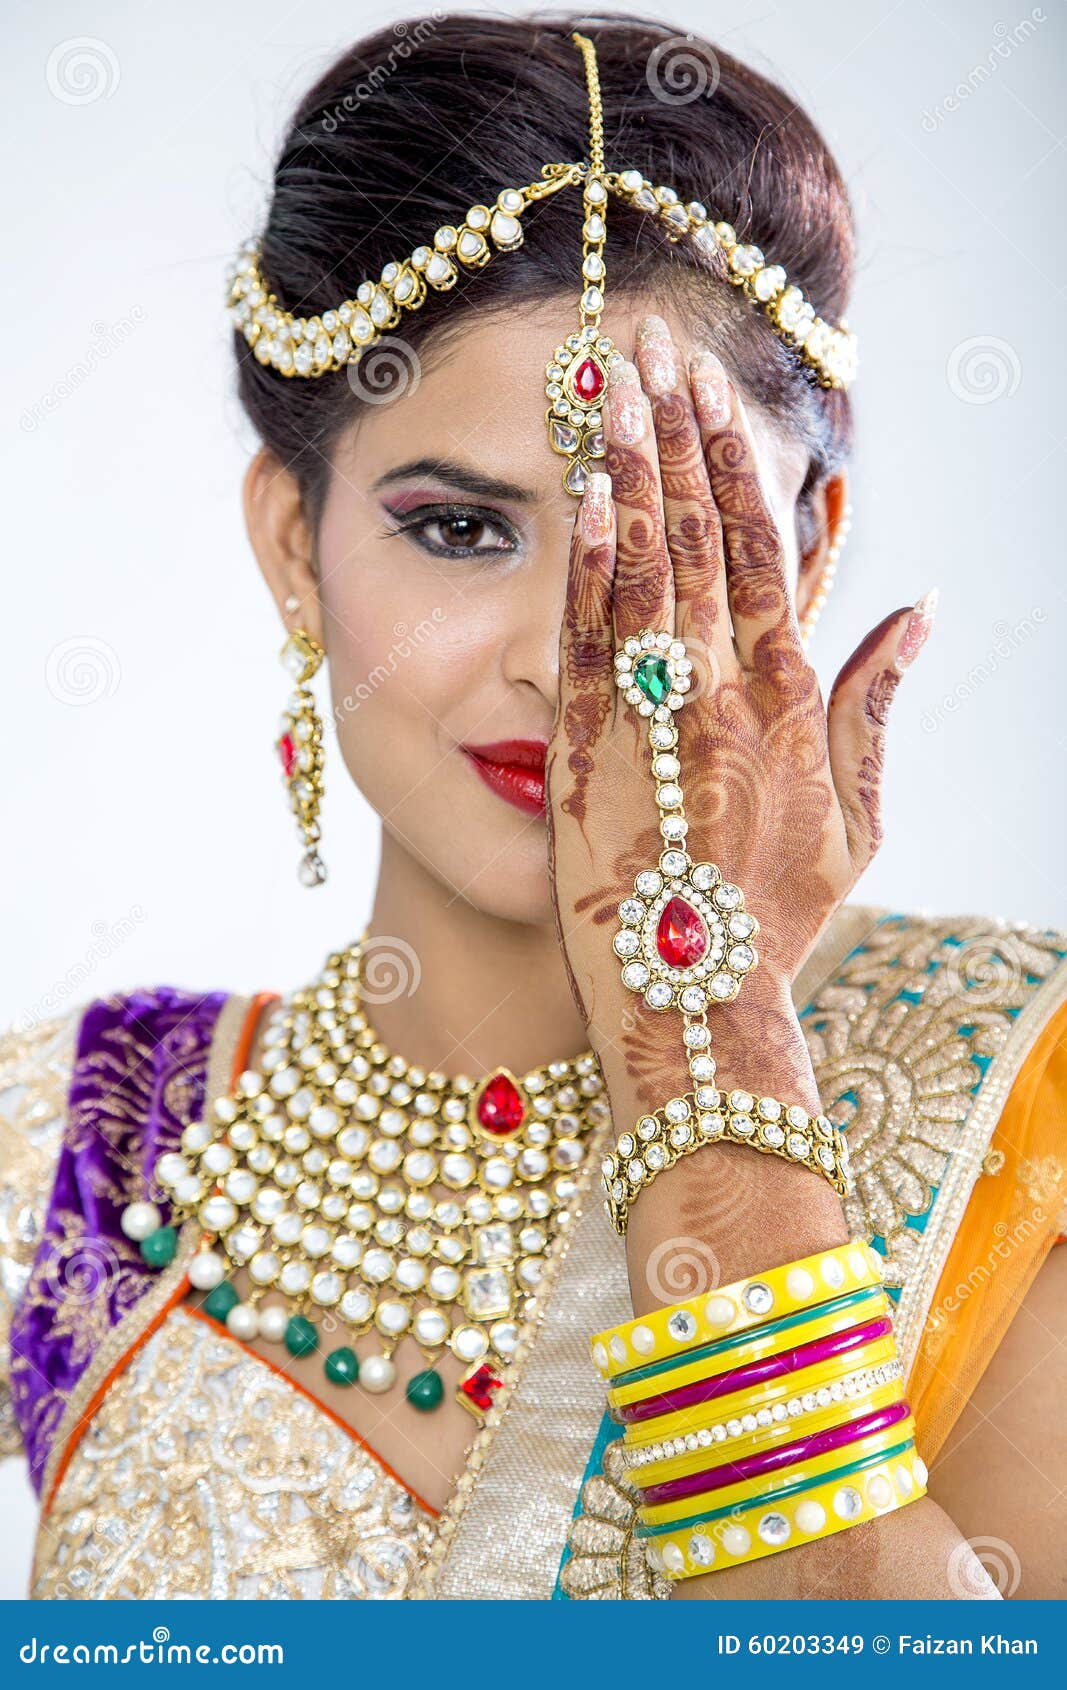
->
xmin=559 ymin=912 xmax=1067 ymax=1600
xmin=32 ymin=1308 xmax=436 ymax=1599
xmin=0 ymin=1013 xmax=74 ymax=1459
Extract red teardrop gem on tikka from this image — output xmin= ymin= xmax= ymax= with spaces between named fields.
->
xmin=278 ymin=733 xmax=297 ymax=779
xmin=572 ymin=357 xmax=605 ymax=403
xmin=656 ymin=896 xmax=709 ymax=968
xmin=475 ymin=1072 xmax=525 ymax=1136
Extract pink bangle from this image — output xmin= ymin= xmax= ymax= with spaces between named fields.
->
xmin=617 ymin=1315 xmax=894 ymax=1424
xmin=638 ymin=1400 xmax=911 ymax=1505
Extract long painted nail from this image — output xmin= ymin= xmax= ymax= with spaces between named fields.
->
xmin=606 ymin=360 xmax=646 ymax=444
xmin=581 ymin=471 xmax=613 ymax=543
xmin=636 ymin=315 xmax=677 ymax=397
xmin=689 ymin=347 xmax=732 ymax=429
xmin=895 ymin=588 xmax=939 ymax=673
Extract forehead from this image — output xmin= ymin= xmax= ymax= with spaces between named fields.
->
xmin=333 ymin=295 xmax=804 ymax=508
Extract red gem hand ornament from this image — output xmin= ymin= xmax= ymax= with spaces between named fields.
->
xmin=611 ymin=628 xmax=760 ymax=1076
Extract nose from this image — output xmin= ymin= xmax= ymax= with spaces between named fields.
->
xmin=497 ymin=520 xmax=570 ymax=714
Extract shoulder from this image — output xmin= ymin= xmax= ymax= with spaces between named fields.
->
xmin=808 ymin=903 xmax=1067 ymax=1007
xmin=0 ymin=983 xmax=237 ymax=1186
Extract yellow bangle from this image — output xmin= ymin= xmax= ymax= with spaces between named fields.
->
xmin=607 ymin=1290 xmax=891 ymax=1412
xmin=632 ymin=1419 xmax=916 ymax=1521
xmin=623 ymin=1336 xmax=900 ymax=1465
xmin=641 ymin=1444 xmax=928 ymax=1579
xmin=633 ymin=1379 xmax=906 ymax=1504
xmin=591 ymin=1242 xmax=882 ymax=1382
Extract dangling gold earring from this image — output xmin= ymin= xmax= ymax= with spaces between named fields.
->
xmin=276 ymin=629 xmax=327 ymax=886
xmin=799 ymin=503 xmax=852 ymax=646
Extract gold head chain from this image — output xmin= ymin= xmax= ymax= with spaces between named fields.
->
xmin=228 ymin=32 xmax=857 ymax=499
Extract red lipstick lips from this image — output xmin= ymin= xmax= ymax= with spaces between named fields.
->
xmin=460 ymin=738 xmax=547 ymax=817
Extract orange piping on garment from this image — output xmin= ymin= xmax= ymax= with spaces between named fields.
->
xmin=44 ymin=992 xmax=441 ymax=1522
xmin=909 ymin=991 xmax=1067 ymax=1463
xmin=184 ymin=1305 xmax=440 ymax=1518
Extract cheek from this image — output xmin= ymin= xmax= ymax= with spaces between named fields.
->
xmin=312 ymin=509 xmax=506 ymax=811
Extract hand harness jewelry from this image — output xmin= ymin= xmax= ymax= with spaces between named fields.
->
xmin=601 ymin=630 xmax=852 ymax=1233
xmin=122 ymin=934 xmax=609 ymax=1418
xmin=227 ymin=32 xmax=856 ymax=496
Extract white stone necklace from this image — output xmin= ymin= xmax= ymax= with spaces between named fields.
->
xmin=126 ymin=935 xmax=609 ymax=1418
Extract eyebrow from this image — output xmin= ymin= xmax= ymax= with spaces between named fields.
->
xmin=371 ymin=457 xmax=537 ymax=504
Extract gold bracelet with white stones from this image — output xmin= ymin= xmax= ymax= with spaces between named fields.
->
xmin=602 ymin=1085 xmax=853 ymax=1237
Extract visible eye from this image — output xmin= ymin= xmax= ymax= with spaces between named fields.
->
xmin=381 ymin=502 xmax=522 ymax=560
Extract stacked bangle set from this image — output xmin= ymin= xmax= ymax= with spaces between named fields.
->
xmin=602 ymin=627 xmax=852 ymax=1236
xmin=589 ymin=1245 xmax=926 ymax=1581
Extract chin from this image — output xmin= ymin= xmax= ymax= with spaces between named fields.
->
xmin=415 ymin=825 xmax=555 ymax=926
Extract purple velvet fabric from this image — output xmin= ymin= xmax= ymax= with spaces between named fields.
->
xmin=9 ymin=986 xmax=229 ymax=1492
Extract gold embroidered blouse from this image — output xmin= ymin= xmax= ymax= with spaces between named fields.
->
xmin=2 ymin=906 xmax=1066 ymax=1601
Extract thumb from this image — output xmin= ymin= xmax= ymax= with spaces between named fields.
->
xmin=827 ymin=590 xmax=938 ymax=869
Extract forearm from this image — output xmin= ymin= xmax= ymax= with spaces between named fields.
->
xmin=597 ymin=986 xmax=985 ymax=1601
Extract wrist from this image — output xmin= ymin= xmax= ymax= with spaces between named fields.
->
xmin=596 ymin=976 xmax=847 ymax=1309
xmin=704 ymin=976 xmax=821 ymax=1112
xmin=593 ymin=973 xmax=820 ymax=1119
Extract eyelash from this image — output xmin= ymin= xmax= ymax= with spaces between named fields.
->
xmin=381 ymin=502 xmax=523 ymax=561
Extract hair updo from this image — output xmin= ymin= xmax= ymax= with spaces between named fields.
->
xmin=235 ymin=11 xmax=855 ymax=545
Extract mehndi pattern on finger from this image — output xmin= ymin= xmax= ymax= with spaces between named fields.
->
xmin=605 ymin=625 xmax=851 ymax=1233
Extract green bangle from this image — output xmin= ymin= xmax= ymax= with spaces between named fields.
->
xmin=634 ymin=1436 xmax=916 ymax=1538
xmin=608 ymin=1285 xmax=882 ymax=1391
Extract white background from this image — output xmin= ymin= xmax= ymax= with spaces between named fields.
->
xmin=2 ymin=0 xmax=1063 ymax=1597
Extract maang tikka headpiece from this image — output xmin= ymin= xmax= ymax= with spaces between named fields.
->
xmin=228 ymin=32 xmax=857 ymax=496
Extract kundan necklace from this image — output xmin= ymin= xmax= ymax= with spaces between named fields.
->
xmin=123 ymin=934 xmax=609 ymax=1417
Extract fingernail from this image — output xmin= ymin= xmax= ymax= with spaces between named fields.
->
xmin=895 ymin=588 xmax=939 ymax=673
xmin=690 ymin=347 xmax=732 ymax=429
xmin=636 ymin=315 xmax=677 ymax=397
xmin=581 ymin=471 xmax=613 ymax=542
xmin=605 ymin=360 xmax=646 ymax=444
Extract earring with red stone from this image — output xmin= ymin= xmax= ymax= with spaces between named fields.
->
xmin=276 ymin=628 xmax=327 ymax=886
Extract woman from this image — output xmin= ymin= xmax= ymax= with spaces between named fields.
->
xmin=2 ymin=13 xmax=1064 ymax=1601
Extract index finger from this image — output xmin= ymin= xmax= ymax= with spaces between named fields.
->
xmin=604 ymin=359 xmax=675 ymax=648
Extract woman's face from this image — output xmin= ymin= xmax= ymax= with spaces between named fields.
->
xmin=267 ymin=296 xmax=818 ymax=925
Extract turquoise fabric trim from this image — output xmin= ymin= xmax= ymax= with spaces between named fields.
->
xmin=552 ymin=1408 xmax=619 ymax=1599
xmin=552 ymin=911 xmax=1053 ymax=1596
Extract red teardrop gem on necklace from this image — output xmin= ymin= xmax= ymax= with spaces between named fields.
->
xmin=278 ymin=733 xmax=297 ymax=779
xmin=656 ymin=895 xmax=709 ymax=968
xmin=475 ymin=1072 xmax=525 ymax=1136
xmin=572 ymin=357 xmax=605 ymax=403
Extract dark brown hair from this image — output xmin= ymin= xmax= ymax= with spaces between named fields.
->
xmin=235 ymin=11 xmax=855 ymax=541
